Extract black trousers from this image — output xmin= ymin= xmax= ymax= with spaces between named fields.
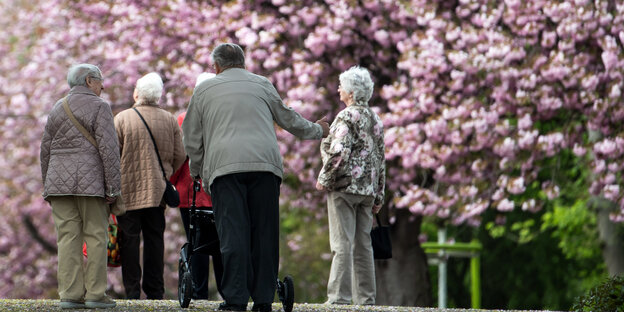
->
xmin=179 ymin=207 xmax=224 ymax=299
xmin=210 ymin=172 xmax=281 ymax=305
xmin=117 ymin=206 xmax=165 ymax=299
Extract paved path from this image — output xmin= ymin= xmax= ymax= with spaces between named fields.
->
xmin=0 ymin=300 xmax=559 ymax=312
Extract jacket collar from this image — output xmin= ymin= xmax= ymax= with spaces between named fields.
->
xmin=69 ymin=85 xmax=98 ymax=97
xmin=132 ymin=101 xmax=160 ymax=108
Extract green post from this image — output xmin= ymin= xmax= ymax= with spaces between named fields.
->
xmin=421 ymin=240 xmax=482 ymax=309
xmin=470 ymin=246 xmax=481 ymax=309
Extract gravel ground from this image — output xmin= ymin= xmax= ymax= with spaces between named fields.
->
xmin=0 ymin=300 xmax=563 ymax=312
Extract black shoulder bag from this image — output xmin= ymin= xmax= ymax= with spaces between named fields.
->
xmin=133 ymin=108 xmax=180 ymax=207
xmin=371 ymin=214 xmax=392 ymax=259
xmin=364 ymin=107 xmax=392 ymax=259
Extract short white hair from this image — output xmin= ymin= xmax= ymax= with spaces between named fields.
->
xmin=195 ymin=72 xmax=215 ymax=87
xmin=339 ymin=66 xmax=374 ymax=103
xmin=135 ymin=72 xmax=163 ymax=105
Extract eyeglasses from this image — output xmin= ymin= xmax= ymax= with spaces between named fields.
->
xmin=89 ymin=76 xmax=103 ymax=83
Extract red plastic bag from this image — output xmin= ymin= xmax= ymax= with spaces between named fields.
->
xmin=83 ymin=215 xmax=121 ymax=267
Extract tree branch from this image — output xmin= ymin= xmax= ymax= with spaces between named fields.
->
xmin=23 ymin=215 xmax=57 ymax=254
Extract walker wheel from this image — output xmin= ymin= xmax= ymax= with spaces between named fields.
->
xmin=281 ymin=275 xmax=294 ymax=312
xmin=178 ymin=261 xmax=192 ymax=308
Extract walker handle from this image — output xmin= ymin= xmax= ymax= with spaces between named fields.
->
xmin=192 ymin=180 xmax=201 ymax=208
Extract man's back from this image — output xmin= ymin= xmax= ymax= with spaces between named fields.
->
xmin=183 ymin=68 xmax=322 ymax=189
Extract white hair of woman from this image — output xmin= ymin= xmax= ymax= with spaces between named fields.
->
xmin=195 ymin=72 xmax=215 ymax=87
xmin=338 ymin=66 xmax=374 ymax=104
xmin=134 ymin=72 xmax=163 ymax=105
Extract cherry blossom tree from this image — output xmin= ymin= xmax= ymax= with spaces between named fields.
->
xmin=1 ymin=0 xmax=623 ymax=305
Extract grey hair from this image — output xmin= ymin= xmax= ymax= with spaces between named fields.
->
xmin=210 ymin=43 xmax=245 ymax=69
xmin=135 ymin=72 xmax=164 ymax=105
xmin=339 ymin=66 xmax=374 ymax=103
xmin=67 ymin=64 xmax=102 ymax=88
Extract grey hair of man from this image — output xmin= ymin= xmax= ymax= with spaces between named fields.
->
xmin=67 ymin=64 xmax=103 ymax=88
xmin=210 ymin=43 xmax=245 ymax=70
xmin=135 ymin=72 xmax=164 ymax=105
xmin=339 ymin=66 xmax=374 ymax=103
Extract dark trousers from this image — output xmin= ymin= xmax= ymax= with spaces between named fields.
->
xmin=179 ymin=207 xmax=224 ymax=299
xmin=210 ymin=172 xmax=281 ymax=305
xmin=117 ymin=206 xmax=165 ymax=299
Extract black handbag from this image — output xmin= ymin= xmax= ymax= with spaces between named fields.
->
xmin=133 ymin=108 xmax=180 ymax=207
xmin=371 ymin=214 xmax=392 ymax=259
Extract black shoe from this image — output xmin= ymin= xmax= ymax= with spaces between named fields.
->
xmin=218 ymin=302 xmax=247 ymax=311
xmin=252 ymin=303 xmax=272 ymax=312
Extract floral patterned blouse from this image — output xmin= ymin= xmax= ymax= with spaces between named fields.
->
xmin=318 ymin=102 xmax=386 ymax=206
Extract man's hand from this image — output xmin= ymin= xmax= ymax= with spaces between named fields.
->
xmin=105 ymin=196 xmax=116 ymax=205
xmin=316 ymin=116 xmax=330 ymax=138
xmin=192 ymin=175 xmax=201 ymax=182
xmin=316 ymin=181 xmax=325 ymax=191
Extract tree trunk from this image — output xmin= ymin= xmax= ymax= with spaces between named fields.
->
xmin=593 ymin=197 xmax=624 ymax=276
xmin=375 ymin=209 xmax=433 ymax=306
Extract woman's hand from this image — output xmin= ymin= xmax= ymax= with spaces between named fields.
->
xmin=316 ymin=181 xmax=325 ymax=191
xmin=372 ymin=204 xmax=381 ymax=214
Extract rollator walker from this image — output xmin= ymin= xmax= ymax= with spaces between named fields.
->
xmin=178 ymin=180 xmax=294 ymax=312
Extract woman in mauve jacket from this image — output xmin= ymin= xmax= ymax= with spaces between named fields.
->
xmin=40 ymin=63 xmax=120 ymax=309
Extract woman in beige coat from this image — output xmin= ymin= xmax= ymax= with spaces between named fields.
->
xmin=114 ymin=72 xmax=186 ymax=299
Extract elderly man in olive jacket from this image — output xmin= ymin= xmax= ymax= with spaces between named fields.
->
xmin=40 ymin=63 xmax=120 ymax=309
xmin=182 ymin=43 xmax=329 ymax=312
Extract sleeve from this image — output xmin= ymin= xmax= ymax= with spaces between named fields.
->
xmin=375 ymin=153 xmax=386 ymax=206
xmin=182 ymin=93 xmax=204 ymax=179
xmin=264 ymin=80 xmax=322 ymax=140
xmin=40 ymin=115 xmax=53 ymax=188
xmin=374 ymin=119 xmax=386 ymax=206
xmin=170 ymin=159 xmax=184 ymax=185
xmin=94 ymin=102 xmax=121 ymax=196
xmin=317 ymin=113 xmax=353 ymax=190
xmin=114 ymin=114 xmax=124 ymax=156
xmin=171 ymin=118 xmax=187 ymax=176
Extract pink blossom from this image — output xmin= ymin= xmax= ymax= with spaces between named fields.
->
xmin=518 ymin=113 xmax=532 ymax=130
xmin=497 ymin=198 xmax=515 ymax=212
xmin=604 ymin=185 xmax=620 ymax=201
xmin=573 ymin=143 xmax=587 ymax=157
xmin=507 ymin=177 xmax=526 ymax=194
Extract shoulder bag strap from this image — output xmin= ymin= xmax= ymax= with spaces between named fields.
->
xmin=63 ymin=96 xmax=98 ymax=148
xmin=132 ymin=107 xmax=167 ymax=179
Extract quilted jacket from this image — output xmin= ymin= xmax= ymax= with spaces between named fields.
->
xmin=114 ymin=103 xmax=186 ymax=211
xmin=40 ymin=86 xmax=121 ymax=200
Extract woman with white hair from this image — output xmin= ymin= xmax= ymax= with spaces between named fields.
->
xmin=316 ymin=66 xmax=386 ymax=305
xmin=114 ymin=72 xmax=186 ymax=299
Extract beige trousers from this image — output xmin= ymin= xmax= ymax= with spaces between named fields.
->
xmin=50 ymin=196 xmax=109 ymax=301
xmin=326 ymin=191 xmax=376 ymax=305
